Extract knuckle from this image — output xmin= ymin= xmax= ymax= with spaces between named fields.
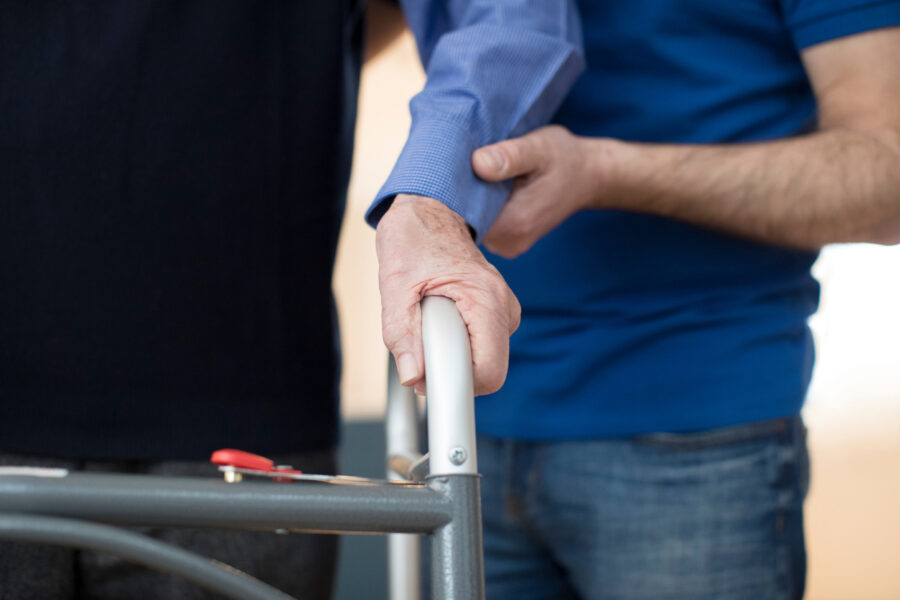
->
xmin=493 ymin=280 xmax=512 ymax=302
xmin=381 ymin=310 xmax=412 ymax=349
xmin=523 ymin=134 xmax=544 ymax=159
xmin=381 ymin=324 xmax=404 ymax=350
xmin=483 ymin=268 xmax=509 ymax=297
xmin=502 ymin=142 xmax=522 ymax=168
xmin=545 ymin=124 xmax=568 ymax=142
xmin=546 ymin=124 xmax=566 ymax=137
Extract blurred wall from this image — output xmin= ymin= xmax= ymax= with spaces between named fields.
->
xmin=334 ymin=31 xmax=900 ymax=600
xmin=803 ymin=246 xmax=900 ymax=600
xmin=333 ymin=31 xmax=422 ymax=423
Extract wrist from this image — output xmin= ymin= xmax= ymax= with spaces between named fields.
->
xmin=581 ymin=137 xmax=640 ymax=211
xmin=379 ymin=194 xmax=474 ymax=242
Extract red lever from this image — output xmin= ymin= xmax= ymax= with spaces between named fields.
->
xmin=210 ymin=449 xmax=274 ymax=472
xmin=210 ymin=449 xmax=304 ymax=481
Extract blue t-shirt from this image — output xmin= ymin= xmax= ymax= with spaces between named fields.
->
xmin=476 ymin=0 xmax=900 ymax=438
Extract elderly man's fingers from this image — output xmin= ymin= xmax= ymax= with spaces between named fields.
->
xmin=463 ymin=301 xmax=512 ymax=396
xmin=442 ymin=280 xmax=517 ymax=396
xmin=380 ymin=291 xmax=424 ymax=386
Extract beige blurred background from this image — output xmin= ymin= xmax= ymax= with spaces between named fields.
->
xmin=334 ymin=30 xmax=900 ymax=600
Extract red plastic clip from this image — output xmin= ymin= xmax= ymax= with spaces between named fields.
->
xmin=210 ymin=449 xmax=275 ymax=472
xmin=210 ymin=448 xmax=303 ymax=481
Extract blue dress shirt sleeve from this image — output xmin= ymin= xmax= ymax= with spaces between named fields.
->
xmin=365 ymin=1 xmax=585 ymax=241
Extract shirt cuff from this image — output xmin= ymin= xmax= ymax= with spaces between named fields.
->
xmin=366 ymin=116 xmax=511 ymax=242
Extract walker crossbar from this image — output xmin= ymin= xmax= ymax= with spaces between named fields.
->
xmin=0 ymin=472 xmax=451 ymax=534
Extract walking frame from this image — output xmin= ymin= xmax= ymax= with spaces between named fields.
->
xmin=0 ymin=297 xmax=484 ymax=600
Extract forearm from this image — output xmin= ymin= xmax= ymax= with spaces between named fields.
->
xmin=595 ymin=128 xmax=900 ymax=249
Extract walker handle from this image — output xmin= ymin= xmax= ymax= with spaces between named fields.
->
xmin=420 ymin=296 xmax=477 ymax=476
xmin=386 ymin=296 xmax=477 ymax=478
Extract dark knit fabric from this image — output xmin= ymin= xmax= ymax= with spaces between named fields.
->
xmin=0 ymin=0 xmax=363 ymax=459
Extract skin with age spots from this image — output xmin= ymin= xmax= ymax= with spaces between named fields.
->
xmin=376 ymin=193 xmax=520 ymax=396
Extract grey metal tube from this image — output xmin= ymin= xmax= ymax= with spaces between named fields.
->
xmin=0 ymin=473 xmax=452 ymax=535
xmin=386 ymin=353 xmax=421 ymax=466
xmin=386 ymin=353 xmax=424 ymax=600
xmin=429 ymin=475 xmax=485 ymax=600
xmin=0 ymin=513 xmax=293 ymax=600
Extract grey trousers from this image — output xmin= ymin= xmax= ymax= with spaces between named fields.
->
xmin=0 ymin=449 xmax=338 ymax=599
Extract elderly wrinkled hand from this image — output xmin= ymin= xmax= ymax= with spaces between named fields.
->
xmin=375 ymin=193 xmax=521 ymax=396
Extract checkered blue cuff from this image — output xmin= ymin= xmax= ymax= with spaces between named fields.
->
xmin=366 ymin=116 xmax=510 ymax=242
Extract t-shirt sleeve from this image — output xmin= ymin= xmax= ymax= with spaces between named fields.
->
xmin=780 ymin=0 xmax=900 ymax=49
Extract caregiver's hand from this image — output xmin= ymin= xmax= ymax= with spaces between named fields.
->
xmin=473 ymin=125 xmax=614 ymax=258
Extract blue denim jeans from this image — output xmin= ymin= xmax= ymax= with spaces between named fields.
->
xmin=478 ymin=417 xmax=809 ymax=600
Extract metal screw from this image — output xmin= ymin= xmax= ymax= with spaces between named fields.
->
xmin=448 ymin=447 xmax=467 ymax=466
xmin=223 ymin=470 xmax=243 ymax=483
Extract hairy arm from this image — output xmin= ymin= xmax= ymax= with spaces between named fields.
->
xmin=475 ymin=27 xmax=900 ymax=256
xmin=595 ymin=26 xmax=900 ymax=249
